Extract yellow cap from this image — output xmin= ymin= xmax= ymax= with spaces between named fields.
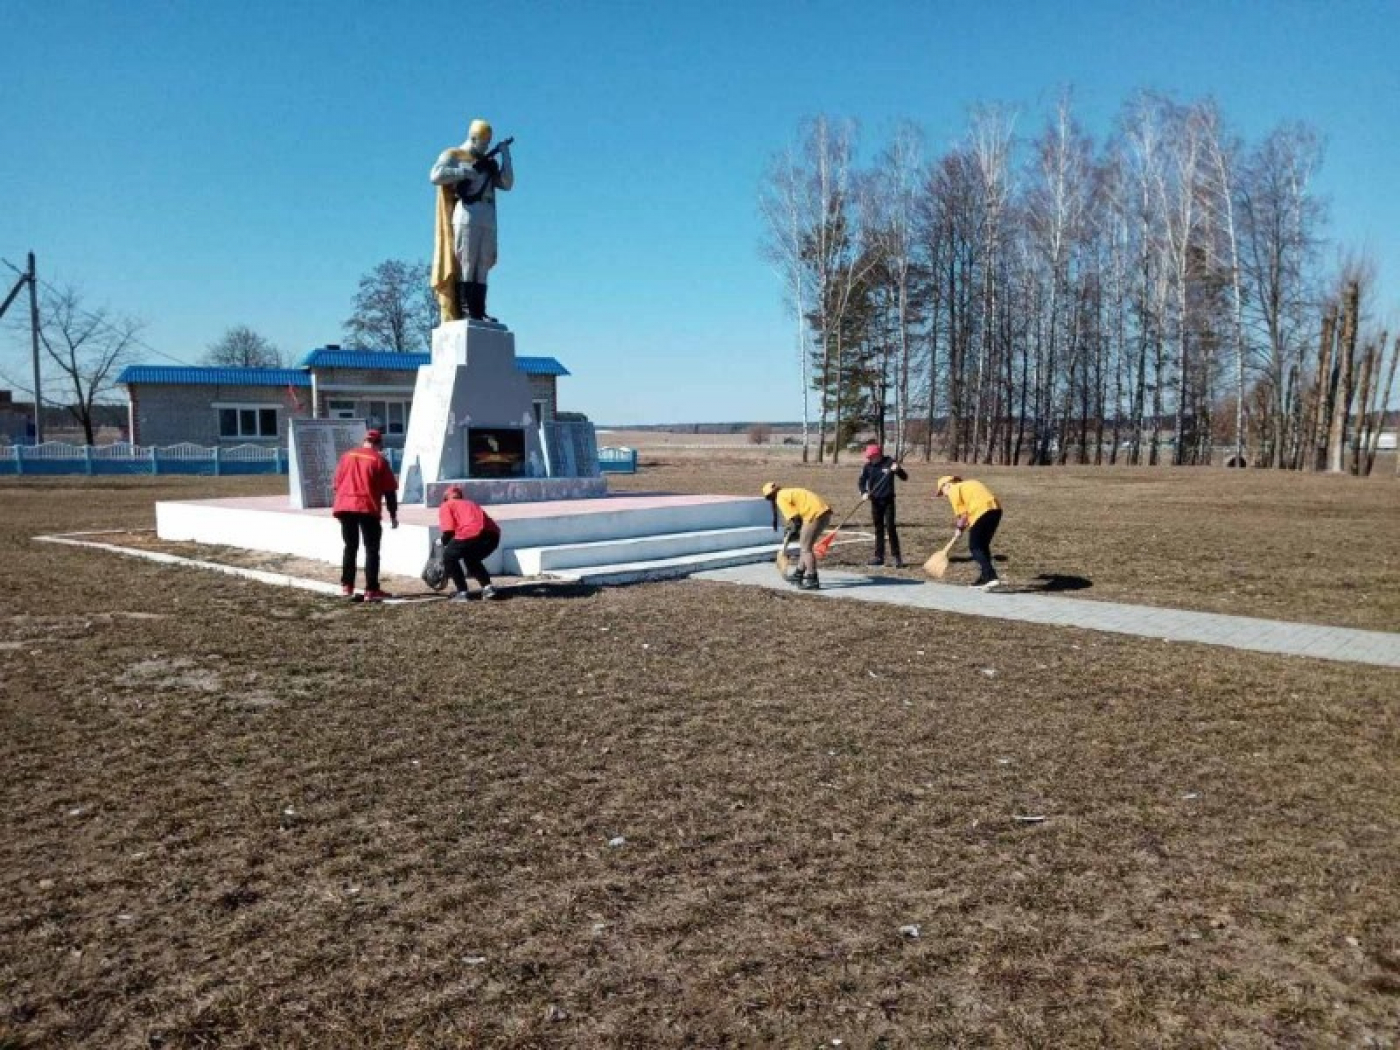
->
xmin=468 ymin=118 xmax=493 ymax=143
xmin=761 ymin=481 xmax=778 ymax=498
xmin=936 ymin=475 xmax=959 ymax=495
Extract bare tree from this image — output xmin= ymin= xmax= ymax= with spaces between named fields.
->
xmin=1362 ymin=334 xmax=1397 ymax=474
xmin=1200 ymin=104 xmax=1249 ymax=464
xmin=33 ymin=285 xmax=142 ymax=444
xmin=760 ymin=144 xmax=816 ymax=461
xmin=969 ymin=104 xmax=1017 ymax=462
xmin=786 ymin=116 xmax=878 ymax=463
xmin=866 ymin=122 xmax=927 ymax=458
xmin=1025 ymin=92 xmax=1091 ymax=464
xmin=343 ymin=259 xmax=436 ymax=353
xmin=1237 ymin=123 xmax=1324 ymax=467
xmin=1326 ymin=277 xmax=1361 ymax=472
xmin=1116 ymin=94 xmax=1176 ymax=464
xmin=204 ymin=325 xmax=281 ymax=367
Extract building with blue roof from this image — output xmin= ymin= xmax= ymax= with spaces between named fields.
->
xmin=118 ymin=344 xmax=572 ymax=447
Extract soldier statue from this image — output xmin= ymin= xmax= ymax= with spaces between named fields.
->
xmin=430 ymin=118 xmax=514 ymax=323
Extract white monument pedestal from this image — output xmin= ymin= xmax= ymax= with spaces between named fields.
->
xmin=399 ymin=320 xmax=549 ymax=504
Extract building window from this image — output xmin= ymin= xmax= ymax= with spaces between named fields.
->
xmin=327 ymin=399 xmax=357 ymax=420
xmin=366 ymin=400 xmax=410 ymax=436
xmin=218 ymin=406 xmax=279 ymax=439
xmin=532 ymin=399 xmax=548 ymax=425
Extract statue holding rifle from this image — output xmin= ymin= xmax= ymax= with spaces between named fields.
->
xmin=430 ymin=118 xmax=514 ymax=323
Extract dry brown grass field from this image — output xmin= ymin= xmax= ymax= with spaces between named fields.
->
xmin=2 ymin=462 xmax=1398 ymax=1048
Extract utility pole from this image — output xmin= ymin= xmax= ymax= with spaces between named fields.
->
xmin=0 ymin=252 xmax=43 ymax=442
xmin=27 ymin=254 xmax=42 ymax=443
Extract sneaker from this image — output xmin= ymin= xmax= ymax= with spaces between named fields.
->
xmin=981 ymin=578 xmax=1002 ymax=591
xmin=448 ymin=590 xmax=471 ymax=603
xmin=788 ymin=569 xmax=805 ymax=586
xmin=480 ymin=585 xmax=500 ymax=601
xmin=340 ymin=584 xmax=355 ymax=598
xmin=799 ymin=575 xmax=821 ymax=591
xmin=362 ymin=589 xmax=392 ymax=603
xmin=893 ymin=559 xmax=906 ymax=569
xmin=866 ymin=558 xmax=885 ymax=567
xmin=969 ymin=579 xmax=991 ymax=589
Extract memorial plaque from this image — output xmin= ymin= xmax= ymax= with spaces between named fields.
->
xmin=289 ymin=418 xmax=368 ymax=509
xmin=542 ymin=421 xmax=600 ymax=478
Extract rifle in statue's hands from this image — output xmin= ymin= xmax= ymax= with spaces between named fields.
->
xmin=484 ymin=137 xmax=514 ymax=159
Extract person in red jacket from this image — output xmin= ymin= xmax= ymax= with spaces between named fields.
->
xmin=332 ymin=428 xmax=399 ymax=601
xmin=438 ymin=484 xmax=502 ymax=601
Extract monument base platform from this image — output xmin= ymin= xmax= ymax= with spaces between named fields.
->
xmin=154 ymin=493 xmax=778 ymax=583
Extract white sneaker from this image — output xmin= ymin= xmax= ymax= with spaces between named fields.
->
xmin=448 ymin=590 xmax=471 ymax=603
xmin=480 ymin=585 xmax=500 ymax=601
xmin=980 ymin=578 xmax=1002 ymax=591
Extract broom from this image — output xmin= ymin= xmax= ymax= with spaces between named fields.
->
xmin=923 ymin=531 xmax=961 ymax=579
xmin=775 ymin=539 xmax=794 ymax=577
xmin=813 ymin=498 xmax=868 ymax=559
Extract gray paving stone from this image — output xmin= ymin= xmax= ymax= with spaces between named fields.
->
xmin=693 ymin=564 xmax=1400 ymax=669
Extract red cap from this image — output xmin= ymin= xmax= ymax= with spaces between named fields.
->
xmin=365 ymin=429 xmax=383 ymax=443
xmin=863 ymin=443 xmax=882 ymax=461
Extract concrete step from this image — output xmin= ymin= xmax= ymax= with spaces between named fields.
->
xmin=512 ymin=525 xmax=778 ymax=575
xmin=543 ymin=542 xmax=781 ymax=586
xmin=496 ymin=496 xmax=770 ymax=550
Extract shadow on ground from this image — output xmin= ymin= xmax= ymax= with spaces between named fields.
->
xmin=820 ymin=575 xmax=926 ymax=591
xmin=498 ymin=581 xmax=601 ymax=600
xmin=1023 ymin=573 xmax=1093 ymax=593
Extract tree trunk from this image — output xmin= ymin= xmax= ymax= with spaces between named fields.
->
xmin=1350 ymin=342 xmax=1377 ymax=475
xmin=1325 ymin=280 xmax=1360 ymax=473
xmin=1306 ymin=304 xmax=1337 ymax=470
xmin=1365 ymin=336 xmax=1398 ymax=475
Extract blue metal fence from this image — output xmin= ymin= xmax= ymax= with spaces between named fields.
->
xmin=598 ymin=446 xmax=638 ymax=474
xmin=0 ymin=441 xmax=345 ymax=476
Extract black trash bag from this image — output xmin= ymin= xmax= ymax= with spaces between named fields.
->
xmin=421 ymin=538 xmax=449 ymax=591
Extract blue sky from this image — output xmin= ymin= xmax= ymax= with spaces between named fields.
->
xmin=3 ymin=0 xmax=1397 ymax=423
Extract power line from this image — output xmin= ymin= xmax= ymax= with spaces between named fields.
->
xmin=2 ymin=259 xmax=200 ymax=368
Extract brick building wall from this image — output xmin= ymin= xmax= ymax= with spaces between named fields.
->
xmin=131 ymin=385 xmax=293 ymax=446
xmin=124 ymin=365 xmax=560 ymax=446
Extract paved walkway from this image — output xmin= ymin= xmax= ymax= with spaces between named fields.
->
xmin=694 ymin=564 xmax=1400 ymax=669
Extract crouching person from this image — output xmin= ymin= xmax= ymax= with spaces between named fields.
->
xmin=762 ymin=481 xmax=832 ymax=591
xmin=438 ymin=485 xmax=502 ymax=601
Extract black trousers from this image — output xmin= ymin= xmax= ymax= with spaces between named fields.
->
xmin=444 ymin=531 xmax=500 ymax=591
xmin=870 ymin=497 xmax=901 ymax=561
xmin=339 ymin=514 xmax=383 ymax=590
xmin=968 ymin=508 xmax=1002 ymax=582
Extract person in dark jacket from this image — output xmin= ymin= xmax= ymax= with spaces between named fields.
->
xmin=332 ymin=428 xmax=399 ymax=601
xmin=438 ymin=485 xmax=502 ymax=601
xmin=858 ymin=443 xmax=908 ymax=567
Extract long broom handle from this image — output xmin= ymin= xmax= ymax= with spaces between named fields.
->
xmin=814 ymin=498 xmax=867 ymax=555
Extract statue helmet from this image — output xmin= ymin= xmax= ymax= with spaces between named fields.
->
xmin=468 ymin=118 xmax=493 ymax=145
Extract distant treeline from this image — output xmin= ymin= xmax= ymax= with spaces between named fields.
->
xmin=761 ymin=96 xmax=1398 ymax=474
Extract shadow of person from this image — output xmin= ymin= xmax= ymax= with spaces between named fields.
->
xmin=492 ymin=581 xmax=600 ymax=600
xmin=1028 ymin=573 xmax=1092 ymax=592
xmin=820 ymin=574 xmax=926 ymax=590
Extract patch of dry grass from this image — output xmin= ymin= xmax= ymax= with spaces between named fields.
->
xmin=1 ymin=474 xmax=1398 ymax=1047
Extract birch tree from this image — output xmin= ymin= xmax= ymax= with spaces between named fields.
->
xmin=1237 ymin=124 xmax=1323 ymax=466
xmin=866 ymin=122 xmax=927 ymax=458
xmin=760 ymin=144 xmax=817 ymax=461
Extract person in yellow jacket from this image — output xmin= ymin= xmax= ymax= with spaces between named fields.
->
xmin=762 ymin=481 xmax=832 ymax=590
xmin=935 ymin=475 xmax=1003 ymax=589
